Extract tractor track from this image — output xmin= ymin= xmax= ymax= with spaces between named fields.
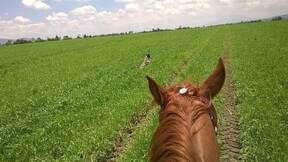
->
xmin=93 ymin=29 xmax=217 ymax=162
xmin=218 ymin=37 xmax=241 ymax=162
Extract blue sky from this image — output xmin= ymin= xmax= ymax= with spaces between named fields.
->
xmin=0 ymin=0 xmax=287 ymax=39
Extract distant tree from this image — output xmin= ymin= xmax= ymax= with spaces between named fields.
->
xmin=181 ymin=26 xmax=190 ymax=29
xmin=35 ymin=37 xmax=44 ymax=42
xmin=5 ymin=40 xmax=13 ymax=45
xmin=47 ymin=37 xmax=53 ymax=41
xmin=152 ymin=28 xmax=160 ymax=32
xmin=47 ymin=36 xmax=61 ymax=41
xmin=14 ymin=39 xmax=23 ymax=44
xmin=83 ymin=34 xmax=92 ymax=38
xmin=77 ymin=35 xmax=82 ymax=39
xmin=13 ymin=39 xmax=31 ymax=44
xmin=272 ymin=16 xmax=282 ymax=21
xmin=55 ymin=35 xmax=61 ymax=40
xmin=63 ymin=35 xmax=71 ymax=40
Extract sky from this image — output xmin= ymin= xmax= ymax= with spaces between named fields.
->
xmin=0 ymin=0 xmax=287 ymax=39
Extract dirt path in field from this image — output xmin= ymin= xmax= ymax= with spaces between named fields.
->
xmin=94 ymin=31 xmax=217 ymax=162
xmin=218 ymin=36 xmax=241 ymax=162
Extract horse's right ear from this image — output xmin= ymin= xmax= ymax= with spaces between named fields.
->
xmin=199 ymin=58 xmax=225 ymax=98
xmin=146 ymin=76 xmax=165 ymax=106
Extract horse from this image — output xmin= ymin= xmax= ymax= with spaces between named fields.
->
xmin=146 ymin=58 xmax=225 ymax=162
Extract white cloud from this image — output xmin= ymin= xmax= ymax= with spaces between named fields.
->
xmin=115 ymin=0 xmax=136 ymax=3
xmin=70 ymin=5 xmax=97 ymax=15
xmin=54 ymin=0 xmax=91 ymax=2
xmin=76 ymin=0 xmax=91 ymax=2
xmin=0 ymin=20 xmax=46 ymax=38
xmin=46 ymin=12 xmax=68 ymax=22
xmin=22 ymin=0 xmax=51 ymax=10
xmin=125 ymin=3 xmax=140 ymax=11
xmin=69 ymin=5 xmax=99 ymax=21
xmin=14 ymin=16 xmax=31 ymax=23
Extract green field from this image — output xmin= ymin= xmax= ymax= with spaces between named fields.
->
xmin=0 ymin=20 xmax=287 ymax=162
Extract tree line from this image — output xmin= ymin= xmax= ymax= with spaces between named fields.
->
xmin=0 ymin=17 xmax=283 ymax=46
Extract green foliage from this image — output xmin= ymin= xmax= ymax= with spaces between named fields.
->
xmin=13 ymin=39 xmax=32 ymax=45
xmin=0 ymin=20 xmax=287 ymax=161
xmin=119 ymin=21 xmax=288 ymax=162
xmin=0 ymin=28 xmax=214 ymax=161
xmin=229 ymin=21 xmax=288 ymax=162
xmin=63 ymin=36 xmax=72 ymax=40
xmin=119 ymin=25 xmax=227 ymax=161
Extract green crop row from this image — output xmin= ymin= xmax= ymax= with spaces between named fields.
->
xmin=0 ymin=27 xmax=216 ymax=161
xmin=119 ymin=26 xmax=226 ymax=161
xmin=0 ymin=20 xmax=287 ymax=162
xmin=229 ymin=21 xmax=288 ymax=162
xmin=119 ymin=21 xmax=288 ymax=162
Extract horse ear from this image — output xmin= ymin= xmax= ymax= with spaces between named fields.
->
xmin=199 ymin=58 xmax=225 ymax=98
xmin=146 ymin=76 xmax=165 ymax=106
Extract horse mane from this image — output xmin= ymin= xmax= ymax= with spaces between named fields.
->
xmin=149 ymin=85 xmax=217 ymax=162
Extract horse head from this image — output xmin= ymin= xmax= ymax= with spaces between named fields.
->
xmin=147 ymin=58 xmax=225 ymax=162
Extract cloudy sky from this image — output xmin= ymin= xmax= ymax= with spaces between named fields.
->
xmin=0 ymin=0 xmax=287 ymax=39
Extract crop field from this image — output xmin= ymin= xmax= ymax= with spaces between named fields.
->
xmin=229 ymin=21 xmax=288 ymax=161
xmin=0 ymin=20 xmax=287 ymax=162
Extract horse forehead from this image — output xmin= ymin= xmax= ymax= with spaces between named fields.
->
xmin=167 ymin=97 xmax=203 ymax=111
xmin=175 ymin=97 xmax=202 ymax=106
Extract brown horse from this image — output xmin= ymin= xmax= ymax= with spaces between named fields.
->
xmin=147 ymin=58 xmax=225 ymax=162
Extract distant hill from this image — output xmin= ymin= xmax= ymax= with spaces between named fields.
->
xmin=0 ymin=38 xmax=35 ymax=45
xmin=0 ymin=38 xmax=13 ymax=45
xmin=0 ymin=13 xmax=287 ymax=45
xmin=21 ymin=38 xmax=35 ymax=41
xmin=280 ymin=14 xmax=288 ymax=20
xmin=262 ymin=14 xmax=288 ymax=21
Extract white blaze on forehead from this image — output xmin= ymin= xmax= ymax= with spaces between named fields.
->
xmin=179 ymin=88 xmax=188 ymax=95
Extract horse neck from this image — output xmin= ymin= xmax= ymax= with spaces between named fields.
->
xmin=149 ymin=101 xmax=219 ymax=162
xmin=149 ymin=106 xmax=195 ymax=162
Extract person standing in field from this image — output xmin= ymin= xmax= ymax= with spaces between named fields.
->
xmin=140 ymin=54 xmax=152 ymax=69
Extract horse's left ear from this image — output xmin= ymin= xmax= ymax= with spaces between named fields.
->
xmin=146 ymin=76 xmax=165 ymax=106
xmin=199 ymin=58 xmax=225 ymax=98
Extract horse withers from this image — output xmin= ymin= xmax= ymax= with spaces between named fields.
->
xmin=147 ymin=58 xmax=225 ymax=162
